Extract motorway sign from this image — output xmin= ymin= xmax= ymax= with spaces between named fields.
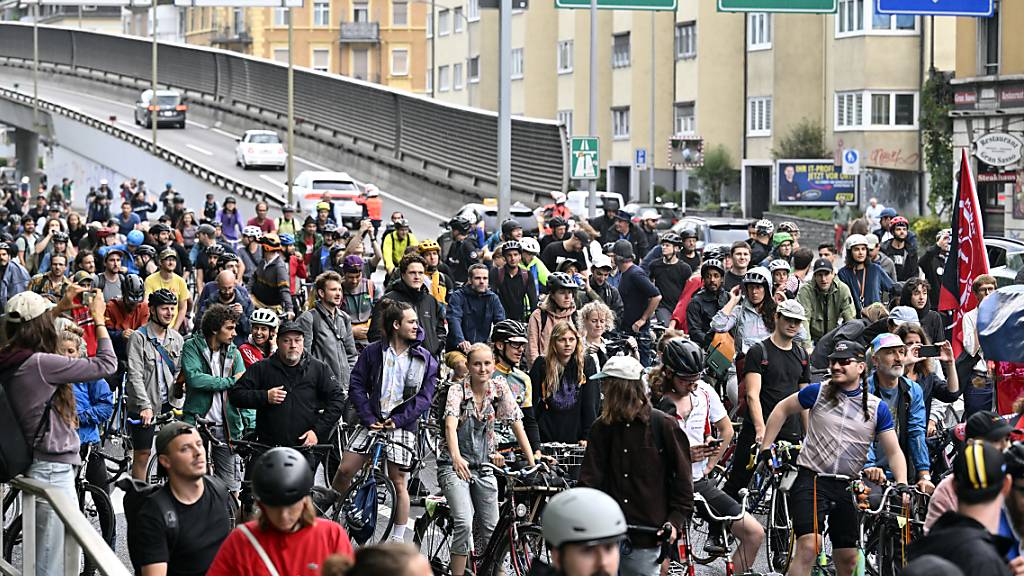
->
xmin=556 ymin=0 xmax=675 ymax=11
xmin=842 ymin=149 xmax=860 ymax=176
xmin=717 ymin=0 xmax=836 ymax=12
xmin=876 ymin=0 xmax=993 ymax=17
xmin=635 ymin=148 xmax=647 ymax=171
xmin=570 ymin=137 xmax=600 ymax=181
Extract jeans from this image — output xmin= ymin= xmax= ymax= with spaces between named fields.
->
xmin=207 ymin=425 xmax=242 ymax=492
xmin=26 ymin=460 xmax=76 ymax=576
xmin=437 ymin=466 xmax=499 ymax=556
xmin=618 ymin=544 xmax=661 ymax=576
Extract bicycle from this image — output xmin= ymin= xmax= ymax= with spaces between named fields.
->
xmin=851 ymin=479 xmax=929 ymax=576
xmin=537 ymin=442 xmax=586 ymax=480
xmin=414 ymin=462 xmax=562 ymax=576
xmin=230 ymin=438 xmax=336 ymax=521
xmin=673 ymin=489 xmax=757 ymax=576
xmin=745 ymin=441 xmax=801 ymax=573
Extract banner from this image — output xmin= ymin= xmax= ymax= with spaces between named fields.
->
xmin=775 ymin=160 xmax=857 ymax=206
xmin=939 ymin=149 xmax=991 ymax=358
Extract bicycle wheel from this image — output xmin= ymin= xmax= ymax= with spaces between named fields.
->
xmin=145 ymin=451 xmax=163 ymax=485
xmin=864 ymin=521 xmax=900 ymax=576
xmin=487 ymin=524 xmax=547 ymax=576
xmin=3 ymin=514 xmax=20 ymax=563
xmin=414 ymin=505 xmax=454 ymax=575
xmin=79 ymin=484 xmax=115 ymax=576
xmin=338 ymin=470 xmax=397 ymax=545
xmin=684 ymin=513 xmax=717 ymax=565
xmin=766 ymin=487 xmax=794 ymax=574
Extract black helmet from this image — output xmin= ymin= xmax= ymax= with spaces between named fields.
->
xmin=150 ymin=223 xmax=171 ymax=235
xmin=678 ymin=227 xmax=699 ymax=241
xmin=135 ymin=245 xmax=157 ymax=258
xmin=322 ymin=222 xmax=339 ymax=235
xmin=219 ymin=252 xmax=239 ymax=264
xmin=660 ymin=233 xmax=685 ymax=246
xmin=52 ymin=231 xmax=69 ymax=243
xmin=448 ymin=216 xmax=473 ymax=234
xmin=206 ymin=244 xmax=226 ymax=257
xmin=700 ymin=259 xmax=725 ymax=277
xmin=0 ymin=242 xmax=11 ymax=255
xmin=662 ymin=337 xmax=705 ymax=377
xmin=501 ymin=218 xmax=522 ymax=236
xmin=121 ymin=274 xmax=145 ymax=304
xmin=702 ymin=246 xmax=727 ymax=261
xmin=547 ymin=216 xmax=568 ymax=230
xmin=501 ymin=240 xmax=522 ymax=254
xmin=148 ymin=288 xmax=178 ymax=307
xmin=491 ymin=320 xmax=528 ymax=343
xmin=251 ymin=447 xmax=314 ymax=506
xmin=547 ymin=272 xmax=579 ymax=291
xmin=1005 ymin=442 xmax=1024 ymax=479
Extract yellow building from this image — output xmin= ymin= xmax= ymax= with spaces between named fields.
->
xmin=952 ymin=1 xmax=1024 ymax=237
xmin=183 ymin=0 xmax=427 ymax=92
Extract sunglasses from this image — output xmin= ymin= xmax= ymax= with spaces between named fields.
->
xmin=829 ymin=357 xmax=858 ymax=367
xmin=506 ymin=342 xmax=526 ymax=349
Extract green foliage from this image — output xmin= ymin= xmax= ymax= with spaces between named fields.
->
xmin=694 ymin=145 xmax=738 ymax=205
xmin=768 ymin=206 xmax=838 ymax=222
xmin=771 ymin=119 xmax=830 ymax=160
xmin=911 ymin=216 xmax=944 ymax=250
xmin=921 ymin=71 xmax=954 ymax=219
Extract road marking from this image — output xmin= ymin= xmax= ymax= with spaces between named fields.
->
xmin=295 ymin=156 xmax=328 ymax=170
xmin=43 ymin=84 xmax=135 ymax=110
xmin=186 ymin=119 xmax=210 ymax=129
xmin=260 ymin=175 xmax=287 ymax=189
xmin=212 ymin=128 xmax=241 ymax=140
xmin=186 ymin=143 xmax=213 ymax=156
xmin=116 ymin=120 xmax=143 ymax=132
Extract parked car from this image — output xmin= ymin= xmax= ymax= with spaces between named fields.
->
xmin=565 ymin=191 xmax=625 ymax=218
xmin=134 ymin=89 xmax=186 ymax=129
xmin=454 ymin=201 xmax=540 ymax=237
xmin=671 ymin=216 xmax=750 ymax=254
xmin=235 ymin=130 xmax=286 ymax=170
xmin=985 ymin=236 xmax=1024 ymax=287
xmin=295 ymin=171 xmax=364 ymax=229
xmin=624 ymin=202 xmax=682 ymax=230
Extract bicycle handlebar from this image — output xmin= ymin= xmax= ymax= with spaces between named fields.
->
xmin=127 ymin=409 xmax=183 ymax=427
xmin=856 ymin=482 xmax=929 ymax=517
xmin=695 ymin=488 xmax=753 ymax=523
xmin=479 ymin=462 xmax=549 ymax=478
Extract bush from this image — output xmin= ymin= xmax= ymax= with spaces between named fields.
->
xmin=770 ymin=205 xmax=858 ymax=223
xmin=911 ymin=216 xmax=945 ymax=250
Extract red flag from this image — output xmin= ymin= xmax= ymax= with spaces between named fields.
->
xmin=939 ymin=149 xmax=990 ymax=358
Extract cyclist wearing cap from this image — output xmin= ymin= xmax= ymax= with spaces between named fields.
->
xmin=276 ymin=204 xmax=300 ymax=237
xmin=489 ymin=240 xmax=538 ymax=322
xmin=530 ymin=487 xmax=626 ymax=576
xmin=759 ymin=339 xmax=906 ymax=576
xmin=96 ymin=247 xmax=126 ymax=301
xmin=315 ymin=201 xmax=337 ymax=233
xmin=0 ymin=240 xmax=29 ymax=310
xmin=881 ymin=216 xmax=919 ymax=282
xmin=837 ymin=234 xmax=895 ymax=316
xmin=152 ymin=222 xmax=192 ymax=279
xmin=340 ymin=255 xmax=379 ymax=346
xmin=382 ymin=218 xmax=416 ymax=273
xmin=796 ymin=257 xmax=856 ymax=344
xmin=144 ymin=248 xmax=189 ymax=331
xmin=126 ymin=288 xmax=184 ymax=479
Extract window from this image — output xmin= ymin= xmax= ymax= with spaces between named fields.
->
xmin=454 ymin=7 xmax=463 ymax=32
xmin=612 ymin=33 xmax=630 ymax=68
xmin=980 ymin=5 xmax=999 ymax=75
xmin=558 ymin=110 xmax=573 ymax=136
xmin=837 ymin=0 xmax=864 ymax=33
xmin=870 ymin=93 xmax=890 ymax=126
xmin=391 ymin=48 xmax=409 ymax=76
xmin=312 ymin=49 xmax=330 ymax=72
xmin=835 ymin=91 xmax=917 ymax=129
xmin=468 ymin=55 xmax=480 ymax=83
xmin=467 ymin=0 xmax=479 ymax=21
xmin=511 ymin=48 xmax=524 ymax=79
xmin=836 ymin=92 xmax=863 ymax=128
xmin=838 ymin=0 xmax=917 ymax=36
xmin=674 ymin=102 xmax=695 ymax=135
xmin=426 ymin=12 xmax=432 ymax=37
xmin=453 ymin=62 xmax=464 ymax=89
xmin=273 ymin=48 xmax=289 ymax=63
xmin=273 ymin=8 xmax=289 ymax=26
xmin=557 ymin=40 xmax=573 ymax=74
xmin=439 ymin=65 xmax=450 ymax=92
xmin=393 ymin=0 xmax=408 ymax=26
xmin=438 ymin=9 xmax=450 ymax=35
xmin=747 ymin=13 xmax=771 ymax=50
xmin=426 ymin=66 xmax=432 ymax=92
xmin=612 ymin=107 xmax=630 ymax=139
xmin=747 ymin=97 xmax=771 ymax=136
xmin=675 ymin=22 xmax=696 ymax=59
xmin=353 ymin=1 xmax=368 ymax=22
xmin=313 ymin=0 xmax=329 ymax=26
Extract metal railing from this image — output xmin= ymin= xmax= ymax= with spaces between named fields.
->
xmin=0 ymin=22 xmax=568 ymax=202
xmin=339 ymin=21 xmax=379 ymax=43
xmin=0 ymin=477 xmax=130 ymax=576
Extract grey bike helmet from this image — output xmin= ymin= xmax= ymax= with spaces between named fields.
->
xmin=542 ymin=487 xmax=627 ymax=548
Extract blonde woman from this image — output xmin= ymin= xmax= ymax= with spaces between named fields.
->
xmin=528 ymin=321 xmax=599 ymax=444
xmin=580 ymin=300 xmax=636 ymax=370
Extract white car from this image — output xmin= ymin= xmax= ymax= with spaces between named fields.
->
xmin=235 ymin=130 xmax=286 ymax=170
xmin=294 ymin=171 xmax=364 ymax=229
xmin=565 ymin=190 xmax=625 ymax=217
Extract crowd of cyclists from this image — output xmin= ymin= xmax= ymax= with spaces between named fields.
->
xmin=0 ymin=173 xmax=1021 ymax=576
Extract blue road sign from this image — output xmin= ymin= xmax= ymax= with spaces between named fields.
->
xmin=635 ymin=148 xmax=647 ymax=169
xmin=876 ymin=0 xmax=992 ymax=17
xmin=844 ymin=150 xmax=859 ymax=164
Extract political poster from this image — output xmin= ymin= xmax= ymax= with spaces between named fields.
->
xmin=775 ymin=160 xmax=857 ymax=206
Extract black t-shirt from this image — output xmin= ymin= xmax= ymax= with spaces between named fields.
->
xmin=648 ymin=259 xmax=692 ymax=310
xmin=723 ymin=270 xmax=745 ymax=292
xmin=618 ymin=263 xmax=661 ymax=329
xmin=133 ymin=478 xmax=234 ymax=576
xmin=540 ymin=241 xmax=586 ymax=273
xmin=742 ymin=338 xmax=810 ymax=439
xmin=680 ymin=251 xmax=701 ymax=273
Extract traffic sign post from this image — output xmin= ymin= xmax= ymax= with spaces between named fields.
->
xmin=635 ymin=148 xmax=647 ymax=171
xmin=876 ymin=0 xmax=993 ymax=17
xmin=842 ymin=149 xmax=860 ymax=176
xmin=571 ymin=137 xmax=600 ymax=181
xmin=717 ymin=0 xmax=836 ymax=12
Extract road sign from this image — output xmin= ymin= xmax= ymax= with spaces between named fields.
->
xmin=717 ymin=0 xmax=836 ymax=12
xmin=556 ymin=0 xmax=675 ymax=11
xmin=842 ymin=149 xmax=860 ymax=176
xmin=571 ymin=137 xmax=600 ymax=181
xmin=635 ymin=148 xmax=648 ymax=171
xmin=876 ymin=0 xmax=993 ymax=17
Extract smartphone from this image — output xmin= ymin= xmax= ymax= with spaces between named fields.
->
xmin=81 ymin=290 xmax=93 ymax=306
xmin=706 ymin=438 xmax=724 ymax=448
xmin=919 ymin=344 xmax=941 ymax=358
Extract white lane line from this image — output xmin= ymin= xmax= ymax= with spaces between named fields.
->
xmin=186 ymin=143 xmax=214 ymax=156
xmin=260 ymin=175 xmax=287 ymax=189
xmin=212 ymin=128 xmax=241 ymax=140
xmin=295 ymin=156 xmax=328 ymax=170
xmin=43 ymin=84 xmax=135 ymax=110
xmin=186 ymin=119 xmax=210 ymax=129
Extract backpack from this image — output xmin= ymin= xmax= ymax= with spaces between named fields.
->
xmin=0 ymin=351 xmax=47 ymax=481
xmin=736 ymin=340 xmax=808 ymax=417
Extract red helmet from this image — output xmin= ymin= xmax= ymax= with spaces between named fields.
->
xmin=891 ymin=216 xmax=909 ymax=228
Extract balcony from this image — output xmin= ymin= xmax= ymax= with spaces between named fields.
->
xmin=210 ymin=27 xmax=253 ymax=46
xmin=339 ymin=21 xmax=379 ymax=44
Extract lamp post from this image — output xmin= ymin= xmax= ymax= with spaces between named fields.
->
xmin=287 ymin=3 xmax=294 ymax=204
xmin=151 ymin=2 xmax=158 ymax=145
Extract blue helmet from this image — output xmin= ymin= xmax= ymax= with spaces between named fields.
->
xmin=126 ymin=230 xmax=144 ymax=247
xmin=279 ymin=233 xmax=295 ymax=246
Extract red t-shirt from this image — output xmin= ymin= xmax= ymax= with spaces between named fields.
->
xmin=247 ymin=217 xmax=277 ymax=234
xmin=207 ymin=518 xmax=353 ymax=576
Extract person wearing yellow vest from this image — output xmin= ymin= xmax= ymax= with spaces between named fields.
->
xmin=275 ymin=204 xmax=300 ymax=237
xmin=382 ymin=218 xmax=417 ymax=273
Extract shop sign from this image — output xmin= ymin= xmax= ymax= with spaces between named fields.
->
xmin=975 ymin=132 xmax=1024 ymax=167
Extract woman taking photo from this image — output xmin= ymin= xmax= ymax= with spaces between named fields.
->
xmin=529 ymin=321 xmax=599 ymax=444
xmin=0 ymin=288 xmax=116 ymax=576
xmin=437 ymin=343 xmax=535 ymax=576
xmin=580 ymin=300 xmax=636 ymax=370
xmin=892 ymin=323 xmax=959 ymax=435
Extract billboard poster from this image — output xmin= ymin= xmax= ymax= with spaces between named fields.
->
xmin=775 ymin=159 xmax=857 ymax=206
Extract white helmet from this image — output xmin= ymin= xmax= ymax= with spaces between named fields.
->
xmin=542 ymin=488 xmax=627 ymax=548
xmin=243 ymin=226 xmax=263 ymax=239
xmin=250 ymin=308 xmax=280 ymax=328
xmin=520 ymin=237 xmax=541 ymax=254
xmin=365 ymin=185 xmax=380 ymax=198
xmin=20 ymin=176 xmax=29 ymax=184
xmin=845 ymin=233 xmax=869 ymax=252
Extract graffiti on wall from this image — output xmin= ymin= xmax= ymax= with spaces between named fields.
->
xmin=834 ymin=139 xmax=921 ymax=170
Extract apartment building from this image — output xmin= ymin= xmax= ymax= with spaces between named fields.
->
xmin=182 ymin=0 xmax=427 ymax=92
xmin=951 ymin=1 xmax=1024 ymax=238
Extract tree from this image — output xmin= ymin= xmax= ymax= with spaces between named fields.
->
xmin=771 ymin=119 xmax=830 ymax=160
xmin=921 ymin=70 xmax=954 ymax=218
xmin=694 ymin=145 xmax=737 ymax=205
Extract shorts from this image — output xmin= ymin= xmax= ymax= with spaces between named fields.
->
xmin=694 ymin=478 xmax=743 ymax=521
xmin=345 ymin=425 xmax=416 ymax=469
xmin=788 ymin=467 xmax=859 ymax=549
xmin=127 ymin=403 xmax=172 ymax=451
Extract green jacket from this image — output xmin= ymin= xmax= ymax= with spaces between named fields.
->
xmin=796 ymin=277 xmax=857 ymax=343
xmin=180 ymin=332 xmax=254 ymax=440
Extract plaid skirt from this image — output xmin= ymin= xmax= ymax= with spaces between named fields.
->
xmin=345 ymin=425 xmax=417 ymax=468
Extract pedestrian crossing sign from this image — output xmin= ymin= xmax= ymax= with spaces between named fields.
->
xmin=570 ymin=137 xmax=600 ymax=181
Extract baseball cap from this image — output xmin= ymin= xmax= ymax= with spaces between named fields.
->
xmin=591 ymin=252 xmax=614 ymax=270
xmin=888 ymin=306 xmax=920 ymax=326
xmin=197 ymin=223 xmax=216 ymax=236
xmin=155 ymin=421 xmax=196 ymax=456
xmin=316 ymin=202 xmax=331 ymax=212
xmin=865 ymin=233 xmax=880 ymax=249
xmin=965 ymin=410 xmax=1013 ymax=443
xmin=614 ymin=210 xmax=632 ymax=222
xmin=5 ymin=292 xmax=55 ymax=324
xmin=589 ymin=355 xmax=644 ymax=381
xmin=159 ymin=248 xmax=178 ymax=261
xmin=828 ymin=340 xmax=866 ymax=361
xmin=611 ymin=239 xmax=634 ymax=260
xmin=954 ymin=439 xmax=1007 ymax=504
xmin=277 ymin=320 xmax=304 ymax=337
xmin=776 ymin=299 xmax=807 ymax=322
xmin=812 ymin=258 xmax=834 ymax=274
xmin=72 ymin=271 xmax=95 ymax=285
xmin=343 ymin=254 xmax=364 ymax=273
xmin=104 ymin=247 xmax=125 ymax=260
xmin=871 ymin=333 xmax=904 ymax=352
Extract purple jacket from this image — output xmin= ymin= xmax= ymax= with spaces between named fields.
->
xmin=218 ymin=210 xmax=243 ymax=241
xmin=349 ymin=337 xmax=438 ymax=431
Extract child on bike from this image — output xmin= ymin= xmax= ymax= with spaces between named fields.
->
xmin=437 ymin=343 xmax=536 ymax=576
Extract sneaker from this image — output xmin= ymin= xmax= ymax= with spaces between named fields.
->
xmin=703 ymin=533 xmax=728 ymax=555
